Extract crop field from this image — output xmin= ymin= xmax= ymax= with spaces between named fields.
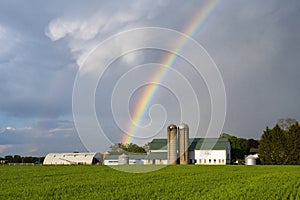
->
xmin=0 ymin=165 xmax=299 ymax=200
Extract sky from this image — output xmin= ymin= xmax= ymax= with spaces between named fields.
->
xmin=0 ymin=0 xmax=300 ymax=156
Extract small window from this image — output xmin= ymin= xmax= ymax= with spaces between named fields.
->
xmin=209 ymin=159 xmax=211 ymax=163
xmin=219 ymin=159 xmax=221 ymax=163
xmin=214 ymin=159 xmax=216 ymax=163
xmin=199 ymin=159 xmax=202 ymax=163
xmin=204 ymin=159 xmax=206 ymax=163
xmin=222 ymin=159 xmax=224 ymax=163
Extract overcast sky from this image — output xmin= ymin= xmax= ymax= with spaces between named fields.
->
xmin=0 ymin=0 xmax=299 ymax=156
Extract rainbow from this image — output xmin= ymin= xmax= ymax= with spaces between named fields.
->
xmin=122 ymin=0 xmax=220 ymax=144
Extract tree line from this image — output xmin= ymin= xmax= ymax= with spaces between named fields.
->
xmin=259 ymin=122 xmax=300 ymax=165
xmin=109 ymin=142 xmax=146 ymax=154
xmin=221 ymin=118 xmax=299 ymax=165
xmin=220 ymin=133 xmax=259 ymax=163
xmin=0 ymin=155 xmax=44 ymax=164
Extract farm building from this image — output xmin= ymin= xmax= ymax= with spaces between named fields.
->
xmin=190 ymin=138 xmax=231 ymax=165
xmin=103 ymin=123 xmax=231 ymax=166
xmin=144 ymin=139 xmax=168 ymax=165
xmin=103 ymin=153 xmax=147 ymax=165
xmin=43 ymin=152 xmax=102 ymax=165
xmin=146 ymin=137 xmax=231 ymax=165
xmin=245 ymin=154 xmax=259 ymax=165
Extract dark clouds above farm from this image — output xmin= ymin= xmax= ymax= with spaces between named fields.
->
xmin=0 ymin=0 xmax=299 ymax=156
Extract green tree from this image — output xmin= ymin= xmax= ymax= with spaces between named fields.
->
xmin=270 ymin=125 xmax=287 ymax=164
xmin=277 ymin=118 xmax=297 ymax=130
xmin=258 ymin=127 xmax=272 ymax=164
xmin=247 ymin=138 xmax=259 ymax=149
xmin=109 ymin=143 xmax=124 ymax=153
xmin=13 ymin=155 xmax=22 ymax=163
xmin=259 ymin=125 xmax=286 ymax=164
xmin=284 ymin=123 xmax=300 ymax=164
xmin=4 ymin=155 xmax=13 ymax=163
xmin=220 ymin=133 xmax=248 ymax=161
xmin=109 ymin=143 xmax=146 ymax=153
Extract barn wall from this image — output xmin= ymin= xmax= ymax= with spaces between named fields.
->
xmin=194 ymin=150 xmax=227 ymax=165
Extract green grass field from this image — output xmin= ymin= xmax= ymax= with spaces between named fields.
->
xmin=0 ymin=165 xmax=299 ymax=199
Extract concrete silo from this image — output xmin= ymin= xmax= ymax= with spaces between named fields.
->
xmin=179 ymin=123 xmax=189 ymax=164
xmin=167 ymin=124 xmax=178 ymax=164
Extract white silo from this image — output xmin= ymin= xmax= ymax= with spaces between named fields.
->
xmin=118 ymin=153 xmax=129 ymax=165
xmin=167 ymin=124 xmax=177 ymax=164
xmin=179 ymin=123 xmax=189 ymax=164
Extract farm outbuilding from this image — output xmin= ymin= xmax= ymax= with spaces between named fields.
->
xmin=103 ymin=153 xmax=147 ymax=165
xmin=191 ymin=138 xmax=231 ymax=165
xmin=144 ymin=139 xmax=168 ymax=165
xmin=245 ymin=154 xmax=259 ymax=165
xmin=43 ymin=152 xmax=102 ymax=165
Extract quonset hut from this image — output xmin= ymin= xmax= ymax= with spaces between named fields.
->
xmin=43 ymin=152 xmax=102 ymax=165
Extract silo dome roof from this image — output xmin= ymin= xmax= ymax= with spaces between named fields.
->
xmin=167 ymin=124 xmax=177 ymax=131
xmin=178 ymin=123 xmax=189 ymax=129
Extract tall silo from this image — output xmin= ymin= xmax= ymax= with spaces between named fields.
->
xmin=167 ymin=124 xmax=177 ymax=164
xmin=179 ymin=123 xmax=189 ymax=164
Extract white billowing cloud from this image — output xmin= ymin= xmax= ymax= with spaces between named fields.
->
xmin=46 ymin=13 xmax=106 ymax=41
xmin=48 ymin=127 xmax=75 ymax=134
xmin=0 ymin=126 xmax=32 ymax=133
xmin=46 ymin=1 xmax=170 ymax=68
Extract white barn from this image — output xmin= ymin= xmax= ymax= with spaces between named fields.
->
xmin=43 ymin=152 xmax=102 ymax=165
xmin=190 ymin=138 xmax=231 ymax=165
xmin=145 ymin=138 xmax=231 ymax=165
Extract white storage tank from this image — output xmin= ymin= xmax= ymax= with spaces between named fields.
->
xmin=245 ymin=154 xmax=258 ymax=165
xmin=118 ymin=153 xmax=129 ymax=165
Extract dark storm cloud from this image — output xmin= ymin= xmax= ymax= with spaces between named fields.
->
xmin=0 ymin=1 xmax=77 ymax=118
xmin=198 ymin=0 xmax=300 ymax=137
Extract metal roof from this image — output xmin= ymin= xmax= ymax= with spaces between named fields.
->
xmin=148 ymin=139 xmax=168 ymax=150
xmin=189 ymin=138 xmax=229 ymax=150
xmin=43 ymin=152 xmax=102 ymax=165
xmin=145 ymin=152 xmax=168 ymax=160
xmin=148 ymin=138 xmax=229 ymax=151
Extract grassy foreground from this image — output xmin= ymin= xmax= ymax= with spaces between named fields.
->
xmin=0 ymin=165 xmax=299 ymax=200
